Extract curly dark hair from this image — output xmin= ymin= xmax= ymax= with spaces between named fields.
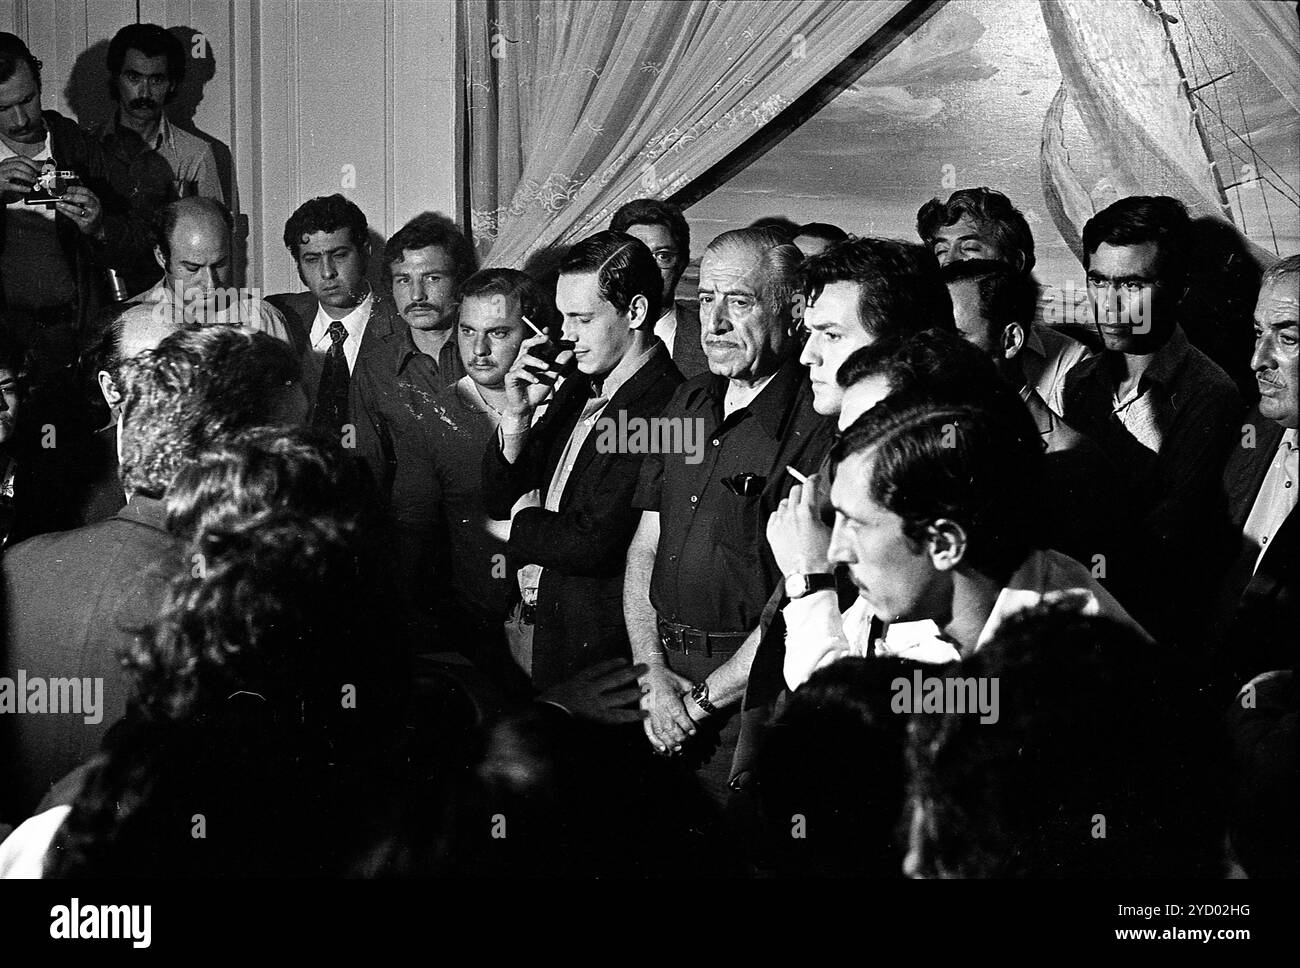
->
xmin=45 ymin=512 xmax=401 ymax=877
xmin=916 ymin=187 xmax=1036 ymax=274
xmin=164 ymin=425 xmax=371 ymax=541
xmin=117 ymin=327 xmax=301 ymax=498
xmin=283 ymin=193 xmax=369 ymax=261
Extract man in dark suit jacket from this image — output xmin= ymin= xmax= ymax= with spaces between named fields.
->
xmin=266 ymin=194 xmax=390 ymax=433
xmin=0 ymin=36 xmax=142 ymax=348
xmin=1210 ymin=256 xmax=1297 ymax=694
xmin=611 ymin=198 xmax=709 ymax=379
xmin=482 ymin=231 xmax=682 ymax=691
xmin=0 ymin=326 xmax=305 ymax=821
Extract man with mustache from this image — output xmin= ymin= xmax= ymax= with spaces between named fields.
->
xmin=622 ymin=226 xmax=834 ymax=807
xmin=87 ymin=24 xmax=222 ymax=297
xmin=351 ymin=211 xmax=473 ymax=506
xmin=1210 ymin=254 xmax=1299 ymax=691
xmin=1061 ymin=195 xmax=1242 ymax=656
xmin=0 ymin=33 xmax=133 ymax=395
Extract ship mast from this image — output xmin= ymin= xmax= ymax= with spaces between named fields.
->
xmin=1151 ymin=0 xmax=1235 ymax=222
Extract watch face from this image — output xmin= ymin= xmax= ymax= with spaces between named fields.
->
xmin=785 ymin=574 xmax=807 ymax=599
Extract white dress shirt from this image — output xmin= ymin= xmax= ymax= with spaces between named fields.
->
xmin=1242 ymin=428 xmax=1298 ymax=574
xmin=655 ymin=303 xmax=679 ymax=357
xmin=309 ymin=288 xmax=373 ymax=374
xmin=781 ymin=549 xmax=1150 ymax=690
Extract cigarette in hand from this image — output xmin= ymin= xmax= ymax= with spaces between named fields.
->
xmin=522 ymin=315 xmax=547 ymax=339
xmin=786 ymin=465 xmax=811 ymax=486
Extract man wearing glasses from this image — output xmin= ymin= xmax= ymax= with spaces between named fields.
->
xmin=611 ymin=198 xmax=709 ymax=379
xmin=1061 ymin=195 xmax=1242 ymax=655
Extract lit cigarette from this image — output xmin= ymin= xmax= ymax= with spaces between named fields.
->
xmin=522 ymin=314 xmax=547 ymax=338
xmin=786 ymin=465 xmax=811 ymax=485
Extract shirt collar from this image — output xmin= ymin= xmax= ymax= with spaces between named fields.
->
xmin=109 ymin=110 xmax=175 ymax=151
xmin=116 ymin=494 xmax=170 ymax=532
xmin=743 ymin=353 xmax=809 ymax=439
xmin=686 ymin=352 xmax=805 ymax=438
xmin=593 ymin=338 xmax=662 ymax=401
xmin=1138 ymin=324 xmax=1191 ymax=390
xmin=394 ymin=322 xmax=457 ymax=376
xmin=310 ymin=289 xmax=373 ymax=348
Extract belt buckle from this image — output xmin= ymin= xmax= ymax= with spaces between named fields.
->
xmin=686 ymin=628 xmax=708 ymax=656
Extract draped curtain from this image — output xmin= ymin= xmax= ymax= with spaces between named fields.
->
xmin=461 ymin=0 xmax=911 ymax=267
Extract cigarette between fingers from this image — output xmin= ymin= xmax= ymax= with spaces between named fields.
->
xmin=522 ymin=315 xmax=546 ymax=338
xmin=786 ymin=464 xmax=811 ymax=485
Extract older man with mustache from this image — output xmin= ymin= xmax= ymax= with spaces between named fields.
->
xmin=623 ymin=225 xmax=835 ymax=808
xmin=1210 ymin=254 xmax=1299 ymax=691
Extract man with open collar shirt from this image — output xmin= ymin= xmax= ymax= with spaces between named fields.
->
xmin=481 ymin=231 xmax=682 ymax=696
xmin=1061 ymin=195 xmax=1242 ymax=656
xmin=623 ymin=226 xmax=835 ymax=806
xmin=350 ymin=212 xmax=473 ymax=503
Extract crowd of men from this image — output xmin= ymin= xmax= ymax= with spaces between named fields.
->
xmin=0 ymin=26 xmax=1295 ymax=878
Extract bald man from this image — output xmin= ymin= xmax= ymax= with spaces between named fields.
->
xmin=114 ymin=196 xmax=290 ymax=343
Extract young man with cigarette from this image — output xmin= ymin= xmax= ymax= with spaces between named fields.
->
xmin=480 ymin=230 xmax=682 ymax=695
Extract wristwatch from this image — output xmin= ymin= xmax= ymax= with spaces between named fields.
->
xmin=690 ymin=680 xmax=717 ymax=716
xmin=785 ymin=572 xmax=835 ymax=600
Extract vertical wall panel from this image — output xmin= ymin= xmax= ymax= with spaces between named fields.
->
xmin=11 ymin=0 xmax=460 ymax=294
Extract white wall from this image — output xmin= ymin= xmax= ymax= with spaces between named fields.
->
xmin=0 ymin=0 xmax=460 ymax=294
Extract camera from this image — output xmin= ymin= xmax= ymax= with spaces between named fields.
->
xmin=24 ymin=165 xmax=81 ymax=207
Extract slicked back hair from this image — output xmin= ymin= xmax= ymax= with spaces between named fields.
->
xmin=558 ymin=230 xmax=663 ymax=326
xmin=801 ymin=236 xmax=954 ymax=340
xmin=705 ymin=226 xmax=804 ymax=325
xmin=1260 ymin=252 xmax=1300 ymax=291
xmin=941 ymin=258 xmax=1041 ymax=346
xmin=916 ymin=187 xmax=1036 ymax=274
xmin=831 ymin=395 xmax=1045 ymax=583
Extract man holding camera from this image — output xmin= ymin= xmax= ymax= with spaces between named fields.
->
xmin=0 ymin=32 xmax=135 ymax=447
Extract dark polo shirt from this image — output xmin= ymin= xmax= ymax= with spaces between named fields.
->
xmin=633 ymin=353 xmax=835 ymax=633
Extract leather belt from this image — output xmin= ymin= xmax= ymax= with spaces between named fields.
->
xmin=657 ymin=618 xmax=746 ymax=658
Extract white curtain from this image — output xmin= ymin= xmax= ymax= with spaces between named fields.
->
xmin=461 ymin=0 xmax=913 ymax=267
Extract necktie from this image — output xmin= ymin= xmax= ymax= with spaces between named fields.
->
xmin=314 ymin=320 xmax=349 ymax=435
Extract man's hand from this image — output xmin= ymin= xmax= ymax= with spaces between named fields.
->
xmin=0 ymin=156 xmax=41 ymax=205
xmin=502 ymin=333 xmax=573 ymax=427
xmin=538 ymin=658 xmax=649 ymax=725
xmin=54 ymin=185 xmax=104 ymax=239
xmin=638 ymin=663 xmax=696 ymax=754
xmin=766 ymin=476 xmax=831 ymax=576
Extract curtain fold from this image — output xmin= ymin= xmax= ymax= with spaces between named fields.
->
xmin=461 ymin=0 xmax=911 ymax=266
